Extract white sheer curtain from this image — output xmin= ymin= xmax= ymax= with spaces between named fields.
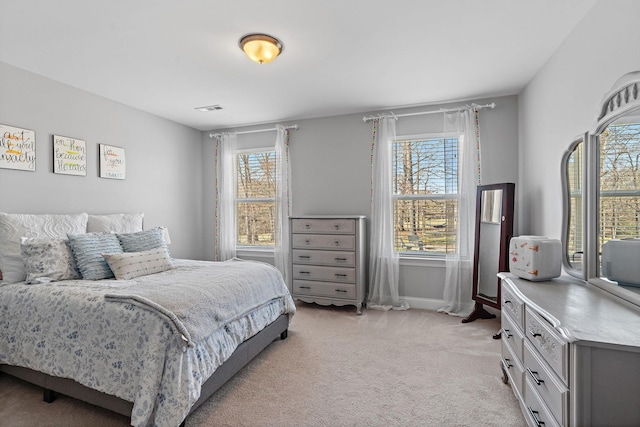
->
xmin=438 ymin=109 xmax=481 ymax=316
xmin=274 ymin=125 xmax=291 ymax=286
xmin=368 ymin=116 xmax=410 ymax=310
xmin=215 ymin=132 xmax=237 ymax=261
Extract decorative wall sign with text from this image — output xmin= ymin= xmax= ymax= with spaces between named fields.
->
xmin=53 ymin=135 xmax=86 ymax=176
xmin=99 ymin=144 xmax=126 ymax=180
xmin=0 ymin=123 xmax=36 ymax=171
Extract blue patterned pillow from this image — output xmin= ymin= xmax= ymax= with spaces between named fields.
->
xmin=21 ymin=237 xmax=81 ymax=283
xmin=117 ymin=228 xmax=166 ymax=252
xmin=68 ymin=233 xmax=123 ymax=280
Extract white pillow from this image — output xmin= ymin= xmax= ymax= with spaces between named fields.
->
xmin=102 ymin=247 xmax=174 ymax=280
xmin=0 ymin=212 xmax=88 ymax=283
xmin=87 ymin=213 xmax=144 ymax=233
xmin=21 ymin=237 xmax=81 ymax=283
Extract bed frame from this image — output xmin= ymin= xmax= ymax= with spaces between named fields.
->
xmin=0 ymin=313 xmax=289 ymax=426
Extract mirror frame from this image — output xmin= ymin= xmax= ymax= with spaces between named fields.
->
xmin=561 ymin=133 xmax=587 ymax=279
xmin=585 ymin=71 xmax=640 ymax=306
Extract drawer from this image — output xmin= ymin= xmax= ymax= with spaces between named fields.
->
xmin=524 ymin=379 xmax=561 ymax=427
xmin=502 ymin=337 xmax=524 ymax=401
xmin=525 ymin=307 xmax=568 ymax=383
xmin=293 ymin=280 xmax=356 ymax=300
xmin=292 ymin=234 xmax=356 ymax=250
xmin=292 ymin=249 xmax=355 ymax=267
xmin=523 ymin=340 xmax=568 ymax=426
xmin=501 ymin=282 xmax=524 ymax=330
xmin=291 ymin=218 xmax=355 ymax=234
xmin=292 ymin=265 xmax=355 ymax=283
xmin=502 ymin=311 xmax=524 ymax=363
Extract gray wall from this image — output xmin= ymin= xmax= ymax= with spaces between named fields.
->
xmin=518 ymin=0 xmax=640 ymax=246
xmin=1 ymin=61 xmax=520 ymax=307
xmin=204 ymin=95 xmax=519 ymax=308
xmin=0 ymin=62 xmax=204 ymax=259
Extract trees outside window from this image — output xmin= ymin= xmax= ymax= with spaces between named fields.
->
xmin=393 ymin=136 xmax=459 ymax=254
xmin=599 ymin=122 xmax=640 ymax=248
xmin=236 ymin=150 xmax=276 ymax=247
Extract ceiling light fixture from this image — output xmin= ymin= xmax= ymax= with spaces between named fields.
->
xmin=239 ymin=33 xmax=283 ymax=64
xmin=194 ymin=105 xmax=223 ymax=112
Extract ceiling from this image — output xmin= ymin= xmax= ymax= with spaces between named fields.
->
xmin=0 ymin=0 xmax=598 ymax=131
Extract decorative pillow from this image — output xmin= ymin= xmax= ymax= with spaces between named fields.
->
xmin=67 ymin=233 xmax=123 ymax=280
xmin=102 ymin=247 xmax=174 ymax=280
xmin=21 ymin=237 xmax=81 ymax=284
xmin=0 ymin=212 xmax=88 ymax=283
xmin=117 ymin=227 xmax=167 ymax=252
xmin=87 ymin=213 xmax=144 ymax=233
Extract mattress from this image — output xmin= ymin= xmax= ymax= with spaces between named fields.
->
xmin=0 ymin=258 xmax=296 ymax=427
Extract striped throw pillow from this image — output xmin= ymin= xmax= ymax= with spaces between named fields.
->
xmin=68 ymin=232 xmax=123 ymax=280
xmin=117 ymin=227 xmax=166 ymax=252
xmin=102 ymin=247 xmax=173 ymax=280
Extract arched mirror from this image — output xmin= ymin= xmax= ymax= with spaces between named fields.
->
xmin=585 ymin=71 xmax=640 ymax=305
xmin=562 ymin=134 xmax=586 ymax=278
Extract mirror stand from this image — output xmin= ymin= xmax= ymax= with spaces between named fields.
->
xmin=462 ymin=183 xmax=515 ymax=335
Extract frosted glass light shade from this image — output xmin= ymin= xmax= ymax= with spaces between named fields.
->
xmin=239 ymin=34 xmax=282 ymax=64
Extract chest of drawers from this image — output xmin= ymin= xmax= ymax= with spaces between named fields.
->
xmin=290 ymin=216 xmax=366 ymax=314
xmin=499 ymin=273 xmax=640 ymax=427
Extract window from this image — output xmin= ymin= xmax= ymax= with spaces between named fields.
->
xmin=393 ymin=135 xmax=459 ymax=255
xmin=236 ymin=149 xmax=276 ymax=247
xmin=599 ymin=121 xmax=640 ymax=248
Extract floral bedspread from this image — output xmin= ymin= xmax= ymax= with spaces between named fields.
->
xmin=0 ymin=259 xmax=296 ymax=427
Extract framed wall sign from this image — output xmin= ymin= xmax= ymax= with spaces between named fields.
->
xmin=99 ymin=144 xmax=126 ymax=180
xmin=0 ymin=123 xmax=36 ymax=171
xmin=53 ymin=135 xmax=87 ymax=176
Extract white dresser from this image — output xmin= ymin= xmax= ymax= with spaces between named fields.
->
xmin=290 ymin=216 xmax=366 ymax=314
xmin=499 ymin=272 xmax=640 ymax=427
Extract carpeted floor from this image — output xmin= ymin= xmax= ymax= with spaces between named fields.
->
xmin=0 ymin=302 xmax=526 ymax=427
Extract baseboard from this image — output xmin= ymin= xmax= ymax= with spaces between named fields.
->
xmin=400 ymin=296 xmax=445 ymax=311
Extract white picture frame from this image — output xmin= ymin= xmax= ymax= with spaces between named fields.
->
xmin=0 ymin=123 xmax=36 ymax=171
xmin=53 ymin=135 xmax=87 ymax=176
xmin=99 ymin=144 xmax=126 ymax=180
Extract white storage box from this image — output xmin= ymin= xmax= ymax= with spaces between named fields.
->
xmin=601 ymin=239 xmax=640 ymax=287
xmin=508 ymin=236 xmax=561 ymax=281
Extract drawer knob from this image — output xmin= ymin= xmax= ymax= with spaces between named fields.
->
xmin=503 ymin=299 xmax=512 ymax=305
xmin=335 ymin=289 xmax=347 ymax=293
xmin=529 ymin=330 xmax=542 ymax=338
xmin=304 ymin=224 xmax=311 ymax=229
xmin=334 ymin=224 xmax=341 ymax=229
xmin=335 ymin=273 xmax=348 ymax=277
xmin=527 ymin=368 xmax=545 ymax=385
xmin=334 ymin=257 xmax=347 ymax=261
xmin=503 ymin=328 xmax=513 ymax=338
xmin=298 ymin=255 xmax=311 ymax=259
xmin=334 ymin=241 xmax=341 ymax=246
xmin=299 ymin=286 xmax=311 ymax=289
xmin=299 ymin=271 xmax=310 ymax=275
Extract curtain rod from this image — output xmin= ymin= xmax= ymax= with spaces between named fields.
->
xmin=209 ymin=124 xmax=299 ymax=138
xmin=362 ymin=102 xmax=496 ymax=122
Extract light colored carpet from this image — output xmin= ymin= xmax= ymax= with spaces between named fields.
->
xmin=0 ymin=302 xmax=526 ymax=427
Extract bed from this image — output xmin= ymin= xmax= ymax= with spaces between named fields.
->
xmin=0 ymin=212 xmax=296 ymax=427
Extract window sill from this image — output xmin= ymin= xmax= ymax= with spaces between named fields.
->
xmin=236 ymin=246 xmax=274 ymax=260
xmin=399 ymin=255 xmax=446 ymax=268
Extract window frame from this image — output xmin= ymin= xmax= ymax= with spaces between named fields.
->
xmin=235 ymin=147 xmax=276 ymax=250
xmin=392 ymin=131 xmax=461 ymax=258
